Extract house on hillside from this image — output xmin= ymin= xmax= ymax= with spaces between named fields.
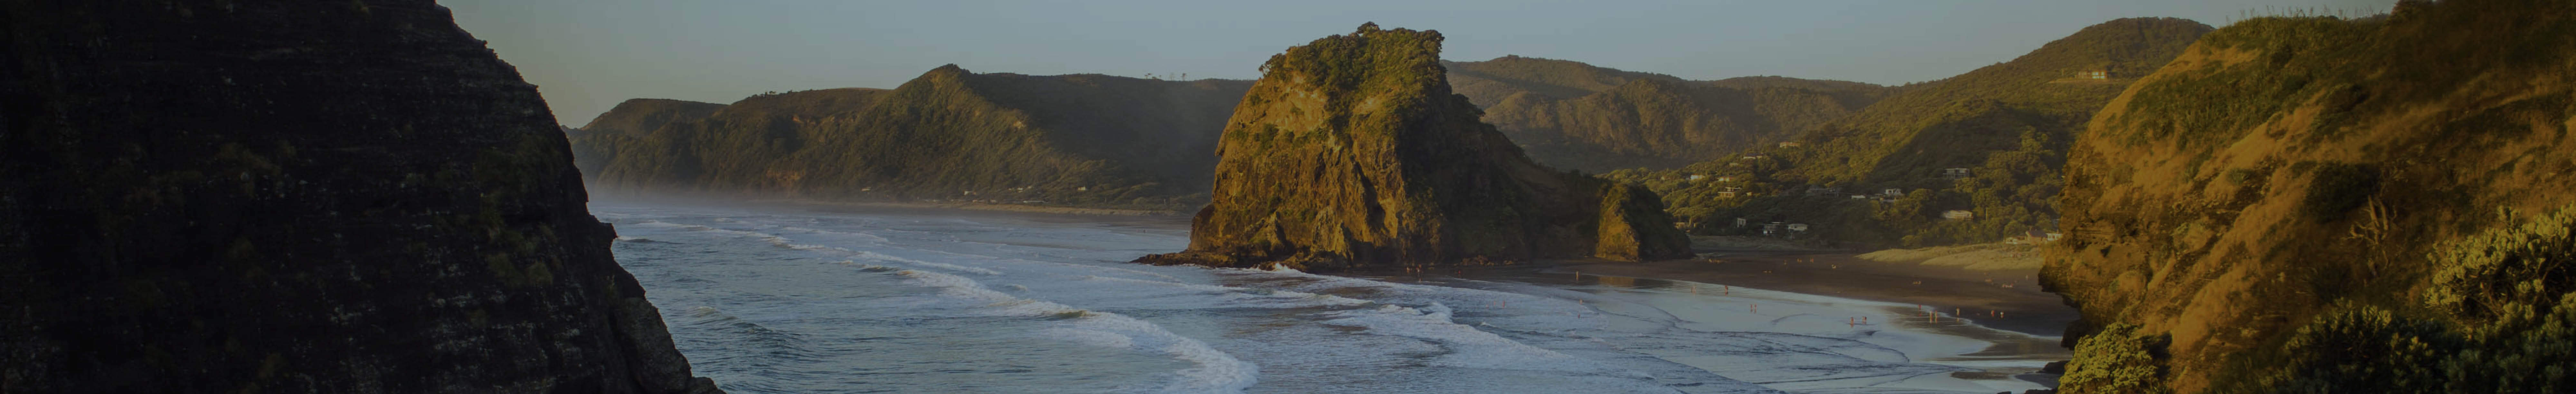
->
xmin=1882 ymin=188 xmax=1904 ymax=197
xmin=1718 ymin=186 xmax=1745 ymax=198
xmin=1778 ymin=142 xmax=1803 ymax=148
xmin=1686 ymin=174 xmax=1706 ymax=182
xmin=1942 ymin=210 xmax=1975 ymax=220
xmin=1734 ymin=217 xmax=1749 ymax=228
xmin=1715 ymin=176 xmax=1738 ymax=182
xmin=2077 ymin=70 xmax=2108 ymax=79
xmin=1787 ymin=223 xmax=1809 ymax=233
xmin=1943 ymin=168 xmax=1972 ymax=179
xmin=1761 ymin=222 xmax=1784 ymax=236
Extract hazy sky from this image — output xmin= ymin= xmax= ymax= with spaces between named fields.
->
xmin=443 ymin=0 xmax=2393 ymax=126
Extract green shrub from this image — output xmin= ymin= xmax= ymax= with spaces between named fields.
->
xmin=2061 ymin=323 xmax=2172 ymax=394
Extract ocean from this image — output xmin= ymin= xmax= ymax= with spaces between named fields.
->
xmin=596 ymin=202 xmax=2061 ymax=394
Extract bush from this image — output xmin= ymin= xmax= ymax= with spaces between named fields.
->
xmin=2426 ymin=206 xmax=2576 ymax=322
xmin=2061 ymin=323 xmax=2171 ymax=394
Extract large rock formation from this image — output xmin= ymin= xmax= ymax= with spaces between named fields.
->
xmin=1136 ymin=24 xmax=1691 ymax=271
xmin=0 ymin=2 xmax=720 ymax=393
xmin=2047 ymin=1 xmax=2576 ymax=392
xmin=573 ymin=68 xmax=1250 ymax=209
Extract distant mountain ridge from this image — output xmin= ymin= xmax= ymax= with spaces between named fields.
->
xmin=1605 ymin=17 xmax=2215 ymax=247
xmin=571 ymin=67 xmax=1250 ymax=208
xmin=1445 ymin=56 xmax=1892 ymax=172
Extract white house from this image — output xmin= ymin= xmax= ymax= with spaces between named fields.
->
xmin=1942 ymin=210 xmax=1975 ymax=220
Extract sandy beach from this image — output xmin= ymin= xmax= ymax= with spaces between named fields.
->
xmin=1496 ymin=251 xmax=2072 ymax=337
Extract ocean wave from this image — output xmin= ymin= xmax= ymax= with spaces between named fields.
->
xmin=883 ymin=268 xmax=1259 ymax=393
xmin=1322 ymin=302 xmax=1617 ymax=373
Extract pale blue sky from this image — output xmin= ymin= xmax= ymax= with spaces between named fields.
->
xmin=442 ymin=0 xmax=2392 ymax=126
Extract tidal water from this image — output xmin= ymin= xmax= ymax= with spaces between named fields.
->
xmin=597 ymin=202 xmax=2061 ymax=394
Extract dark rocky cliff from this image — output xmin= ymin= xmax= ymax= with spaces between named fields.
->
xmin=1 ymin=1 xmax=720 ymax=393
xmin=1136 ymin=24 xmax=1690 ymax=272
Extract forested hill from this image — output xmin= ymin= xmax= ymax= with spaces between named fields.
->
xmin=1445 ymin=56 xmax=1892 ymax=172
xmin=2048 ymin=1 xmax=2576 ymax=392
xmin=1604 ymin=17 xmax=2214 ymax=247
xmin=568 ymin=98 xmax=726 ymax=178
xmin=572 ymin=67 xmax=1251 ymax=209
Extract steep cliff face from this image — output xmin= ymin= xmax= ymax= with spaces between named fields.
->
xmin=577 ymin=67 xmax=1248 ymax=208
xmin=0 ymin=2 xmax=719 ymax=393
xmin=570 ymin=98 xmax=726 ymax=178
xmin=2048 ymin=1 xmax=2576 ymax=392
xmin=1136 ymin=24 xmax=1690 ymax=272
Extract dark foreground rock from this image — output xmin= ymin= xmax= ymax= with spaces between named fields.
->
xmin=1 ymin=1 xmax=719 ymax=393
xmin=1136 ymin=24 xmax=1690 ymax=272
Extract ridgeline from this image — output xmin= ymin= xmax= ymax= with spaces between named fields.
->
xmin=1603 ymin=17 xmax=2215 ymax=248
xmin=573 ymin=67 xmax=1250 ymax=209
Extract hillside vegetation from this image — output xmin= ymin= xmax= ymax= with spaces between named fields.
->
xmin=1137 ymin=24 xmax=1688 ymax=271
xmin=1447 ymin=56 xmax=1891 ymax=172
xmin=1605 ymin=17 xmax=2213 ymax=248
xmin=567 ymin=98 xmax=723 ymax=177
xmin=573 ymin=67 xmax=1250 ymax=209
xmin=2044 ymin=1 xmax=2576 ymax=392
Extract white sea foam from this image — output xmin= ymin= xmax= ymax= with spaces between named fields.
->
xmin=887 ymin=268 xmax=1258 ymax=394
xmin=1322 ymin=302 xmax=1615 ymax=373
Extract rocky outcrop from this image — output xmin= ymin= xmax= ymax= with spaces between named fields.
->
xmin=0 ymin=2 xmax=719 ymax=393
xmin=575 ymin=68 xmax=1249 ymax=209
xmin=2047 ymin=1 xmax=2576 ymax=392
xmin=1136 ymin=24 xmax=1691 ymax=272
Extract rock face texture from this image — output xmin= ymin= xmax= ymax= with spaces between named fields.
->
xmin=0 ymin=2 xmax=720 ymax=394
xmin=2047 ymin=1 xmax=2576 ymax=392
xmin=1136 ymin=24 xmax=1691 ymax=271
xmin=572 ymin=68 xmax=1250 ymax=209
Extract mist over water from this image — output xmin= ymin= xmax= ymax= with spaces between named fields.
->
xmin=599 ymin=202 xmax=2060 ymax=394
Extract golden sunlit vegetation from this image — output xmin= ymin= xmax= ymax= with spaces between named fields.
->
xmin=2045 ymin=0 xmax=2576 ymax=391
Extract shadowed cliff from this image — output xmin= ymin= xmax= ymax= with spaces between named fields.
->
xmin=2046 ymin=1 xmax=2576 ymax=392
xmin=0 ymin=1 xmax=720 ymax=393
xmin=1135 ymin=24 xmax=1690 ymax=272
